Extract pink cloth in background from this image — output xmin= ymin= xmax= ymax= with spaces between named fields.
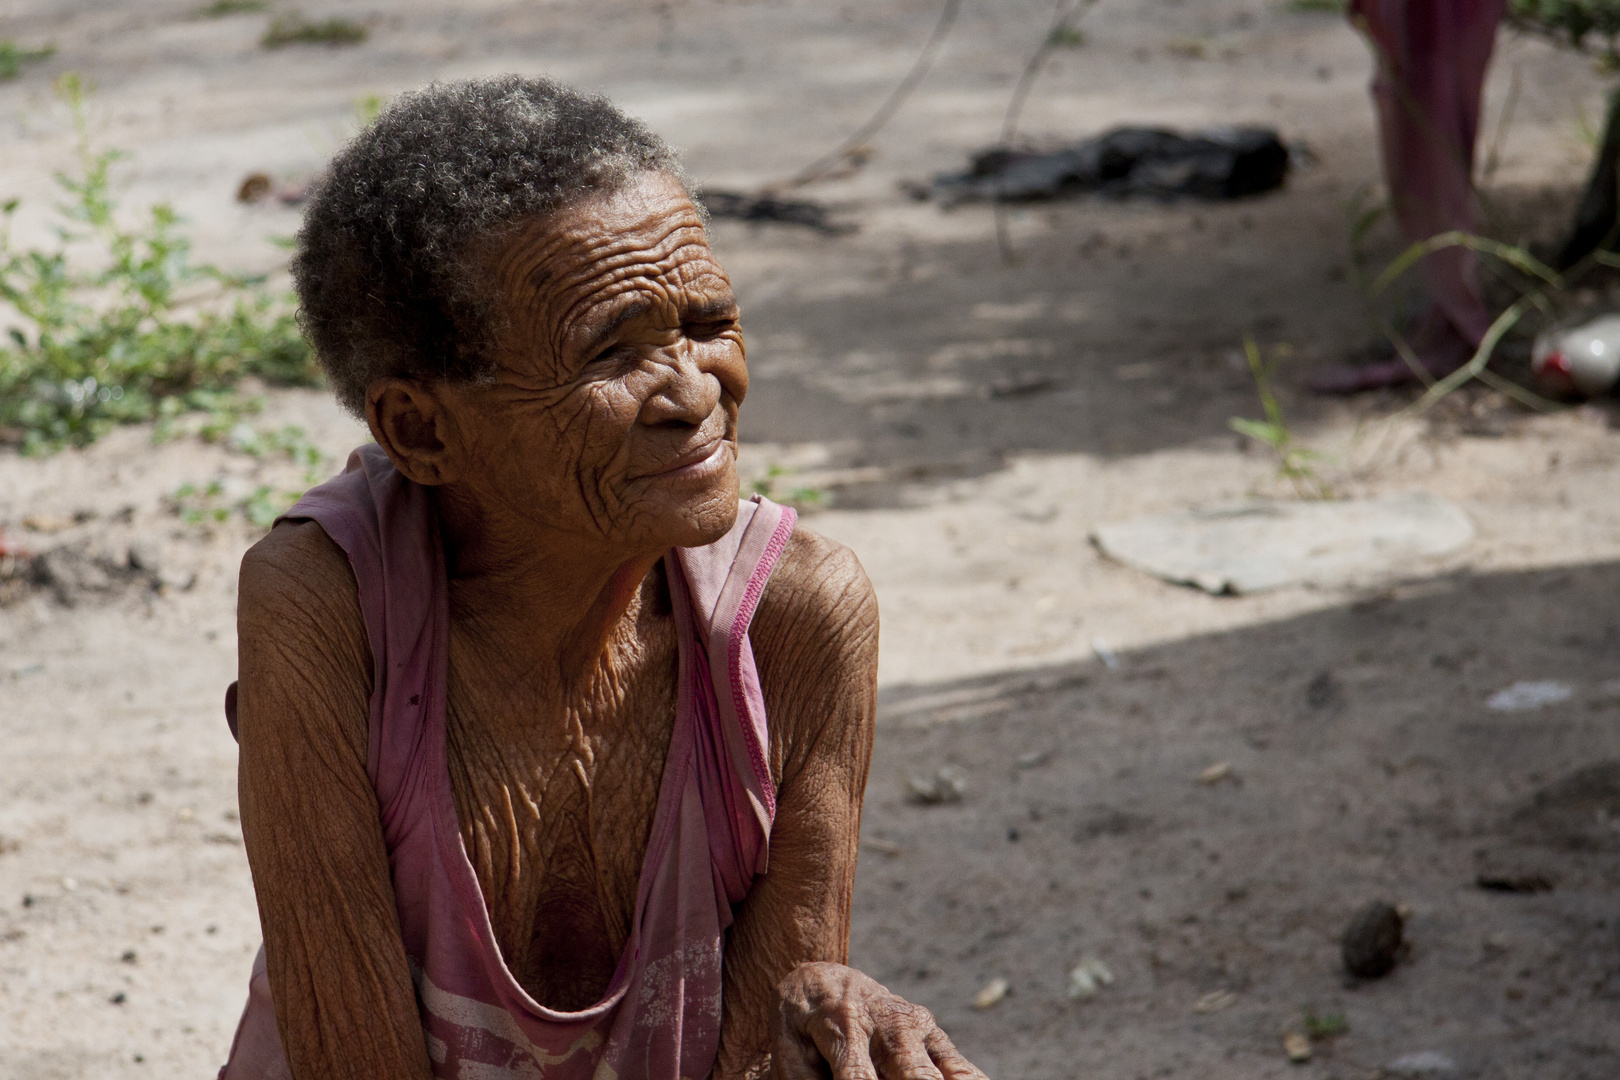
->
xmin=1351 ymin=0 xmax=1506 ymax=353
xmin=220 ymin=443 xmax=796 ymax=1080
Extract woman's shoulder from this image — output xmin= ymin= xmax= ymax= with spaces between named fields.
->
xmin=236 ymin=519 xmax=373 ymax=760
xmin=241 ymin=519 xmax=358 ymax=612
xmin=239 ymin=519 xmax=369 ymax=663
xmin=757 ymin=525 xmax=877 ymax=641
xmin=749 ymin=524 xmax=878 ymax=786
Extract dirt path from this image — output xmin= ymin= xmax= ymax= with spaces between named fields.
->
xmin=2 ymin=2 xmax=1619 ymax=1078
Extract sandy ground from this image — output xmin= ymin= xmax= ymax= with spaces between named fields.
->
xmin=3 ymin=1 xmax=1620 ymax=1078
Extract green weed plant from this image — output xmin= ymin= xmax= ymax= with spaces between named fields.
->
xmin=1302 ymin=1008 xmax=1350 ymax=1040
xmin=262 ymin=14 xmax=368 ymax=47
xmin=173 ymin=423 xmax=328 ymax=528
xmin=749 ymin=465 xmax=826 ymax=509
xmin=0 ymin=75 xmax=316 ymax=454
xmin=1228 ymin=336 xmax=1334 ymax=500
xmin=0 ymin=40 xmax=55 ymax=81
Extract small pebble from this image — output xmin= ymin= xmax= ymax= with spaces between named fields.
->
xmin=1343 ymin=900 xmax=1404 ymax=979
xmin=972 ymin=977 xmax=1009 ymax=1009
xmin=1067 ymin=957 xmax=1114 ymax=1000
xmin=1283 ymin=1031 xmax=1312 ymax=1062
xmin=110 ymin=991 xmax=127 ymax=1005
xmin=1193 ymin=989 xmax=1237 ymax=1013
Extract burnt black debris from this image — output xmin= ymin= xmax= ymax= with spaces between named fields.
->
xmin=698 ymin=190 xmax=855 ymax=235
xmin=920 ymin=126 xmax=1290 ymax=205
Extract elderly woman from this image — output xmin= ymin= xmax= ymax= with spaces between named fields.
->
xmin=219 ymin=77 xmax=984 ymax=1080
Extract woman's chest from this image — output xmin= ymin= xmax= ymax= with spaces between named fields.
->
xmin=441 ymin=624 xmax=681 ymax=1008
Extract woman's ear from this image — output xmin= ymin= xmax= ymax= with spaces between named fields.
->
xmin=366 ymin=378 xmax=466 ymax=486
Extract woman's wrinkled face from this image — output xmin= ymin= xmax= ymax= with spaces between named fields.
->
xmin=449 ymin=172 xmax=747 ymax=553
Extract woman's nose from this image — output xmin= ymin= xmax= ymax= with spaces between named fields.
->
xmin=639 ymin=348 xmax=722 ymax=428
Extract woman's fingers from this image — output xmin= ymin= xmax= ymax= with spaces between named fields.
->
xmin=770 ymin=1035 xmax=830 ymax=1080
xmin=772 ymin=962 xmax=988 ymax=1080
xmin=924 ymin=1027 xmax=990 ymax=1080
xmin=871 ymin=1016 xmax=945 ymax=1080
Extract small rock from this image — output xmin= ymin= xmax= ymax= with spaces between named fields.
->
xmin=1282 ymin=1031 xmax=1312 ymax=1063
xmin=1387 ymin=1050 xmax=1458 ymax=1077
xmin=1192 ymin=989 xmax=1237 ymax=1013
xmin=1342 ymin=900 xmax=1403 ymax=979
xmin=1306 ymin=669 xmax=1342 ymax=709
xmin=120 ymin=949 xmax=137 ymax=964
xmin=906 ymin=765 xmax=967 ymax=805
xmin=21 ymin=514 xmax=72 ymax=533
xmin=126 ymin=541 xmax=162 ymax=575
xmin=1476 ymin=871 xmax=1554 ymax=894
xmin=109 ymin=991 xmax=127 ymax=1005
xmin=1486 ymin=681 xmax=1572 ymax=711
xmin=1198 ymin=761 xmax=1233 ymax=785
xmin=237 ymin=172 xmax=272 ymax=203
xmin=1067 ymin=957 xmax=1114 ymax=999
xmin=972 ymin=977 xmax=1009 ymax=1009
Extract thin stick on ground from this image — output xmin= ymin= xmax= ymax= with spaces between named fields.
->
xmin=778 ymin=0 xmax=963 ymax=190
xmin=994 ymin=0 xmax=1102 ymax=264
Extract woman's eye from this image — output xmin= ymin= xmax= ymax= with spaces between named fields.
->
xmin=684 ymin=320 xmax=732 ymax=341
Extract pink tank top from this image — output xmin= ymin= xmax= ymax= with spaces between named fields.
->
xmin=220 ymin=443 xmax=796 ymax=1080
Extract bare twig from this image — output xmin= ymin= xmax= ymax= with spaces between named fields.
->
xmin=993 ymin=0 xmax=1101 ymax=264
xmin=779 ymin=0 xmax=963 ymax=190
xmin=1479 ymin=63 xmax=1521 ymax=193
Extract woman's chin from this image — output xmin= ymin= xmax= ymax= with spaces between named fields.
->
xmin=632 ymin=467 xmax=742 ymax=550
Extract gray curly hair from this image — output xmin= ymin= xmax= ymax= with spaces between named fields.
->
xmin=292 ymin=75 xmax=694 ymax=416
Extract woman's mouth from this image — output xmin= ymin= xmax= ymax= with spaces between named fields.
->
xmin=638 ymin=438 xmax=732 ymax=481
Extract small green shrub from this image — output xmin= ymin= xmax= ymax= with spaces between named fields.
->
xmin=0 ymin=75 xmax=317 ymax=455
xmin=1303 ymin=1008 xmax=1349 ymax=1039
xmin=749 ymin=464 xmax=826 ymax=509
xmin=1509 ymin=0 xmax=1620 ymax=51
xmin=198 ymin=0 xmax=267 ymax=15
xmin=1285 ymin=0 xmax=1345 ymax=12
xmin=262 ymin=14 xmax=367 ymax=48
xmin=0 ymin=40 xmax=55 ymax=81
xmin=172 ymin=423 xmax=329 ymax=529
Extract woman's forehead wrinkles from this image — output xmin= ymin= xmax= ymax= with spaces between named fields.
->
xmin=552 ymin=247 xmax=729 ymax=341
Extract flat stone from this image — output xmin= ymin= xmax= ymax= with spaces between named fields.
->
xmin=1387 ymin=1050 xmax=1458 ymax=1077
xmin=1092 ymin=494 xmax=1474 ymax=595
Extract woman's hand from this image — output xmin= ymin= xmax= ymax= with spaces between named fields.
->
xmin=770 ymin=962 xmax=989 ymax=1080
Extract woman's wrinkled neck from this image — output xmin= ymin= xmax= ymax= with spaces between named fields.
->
xmin=431 ymin=481 xmax=665 ymax=685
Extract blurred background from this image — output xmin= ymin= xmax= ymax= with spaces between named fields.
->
xmin=3 ymin=2 xmax=1620 ymax=1078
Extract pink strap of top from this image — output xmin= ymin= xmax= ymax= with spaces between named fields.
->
xmin=220 ymin=443 xmax=796 ymax=1080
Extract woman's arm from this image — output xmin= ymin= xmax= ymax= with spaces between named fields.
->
xmin=715 ymin=528 xmax=985 ymax=1080
xmin=235 ymin=520 xmax=433 ymax=1080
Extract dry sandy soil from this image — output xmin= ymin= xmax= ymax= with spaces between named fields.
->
xmin=3 ymin=1 xmax=1620 ymax=1078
